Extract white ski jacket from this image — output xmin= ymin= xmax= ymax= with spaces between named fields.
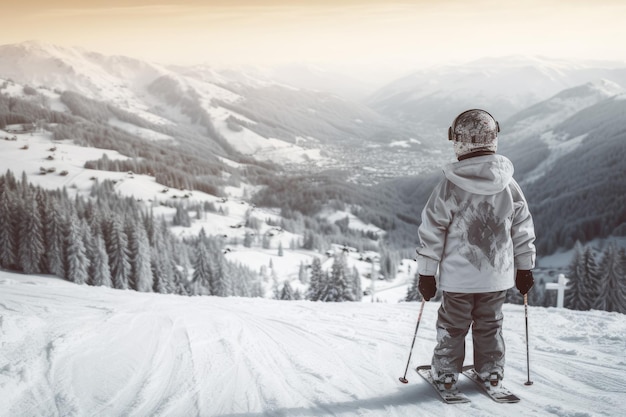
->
xmin=416 ymin=154 xmax=536 ymax=293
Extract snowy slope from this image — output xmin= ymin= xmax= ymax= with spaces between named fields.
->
xmin=503 ymin=79 xmax=624 ymax=142
xmin=1 ymin=272 xmax=624 ymax=417
xmin=0 ymin=127 xmax=404 ymax=300
xmin=0 ymin=42 xmax=327 ymax=166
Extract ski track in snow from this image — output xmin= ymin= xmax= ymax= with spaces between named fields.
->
xmin=1 ymin=274 xmax=625 ymax=417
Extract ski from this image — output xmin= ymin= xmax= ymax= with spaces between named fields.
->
xmin=461 ymin=365 xmax=520 ymax=403
xmin=416 ymin=365 xmax=470 ymax=404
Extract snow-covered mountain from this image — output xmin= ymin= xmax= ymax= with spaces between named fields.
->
xmin=251 ymin=63 xmax=379 ymax=100
xmin=0 ymin=41 xmax=415 ymax=170
xmin=499 ymin=79 xmax=625 ymax=179
xmin=367 ymin=55 xmax=626 ymax=128
xmin=503 ymin=79 xmax=624 ymax=140
xmin=2 ymin=272 xmax=625 ymax=417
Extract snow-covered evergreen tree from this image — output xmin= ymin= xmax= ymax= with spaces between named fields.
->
xmin=565 ymin=243 xmax=600 ymax=310
xmin=0 ymin=189 xmax=17 ymax=269
xmin=129 ymin=222 xmax=153 ymax=292
xmin=65 ymin=214 xmax=89 ymax=285
xmin=89 ymin=232 xmax=112 ymax=287
xmin=352 ymin=266 xmax=362 ymax=301
xmin=322 ymin=253 xmax=354 ymax=302
xmin=306 ymin=257 xmax=323 ymax=301
xmin=211 ymin=253 xmax=229 ymax=297
xmin=44 ymin=200 xmax=66 ymax=278
xmin=191 ymin=240 xmax=212 ymax=296
xmin=593 ymin=243 xmax=626 ymax=313
xmin=105 ymin=215 xmax=131 ymax=290
xmin=171 ymin=261 xmax=188 ymax=296
xmin=172 ymin=204 xmax=191 ymax=227
xmin=150 ymin=222 xmax=174 ymax=294
xmin=280 ymin=280 xmax=294 ymax=300
xmin=17 ymin=194 xmax=44 ymax=274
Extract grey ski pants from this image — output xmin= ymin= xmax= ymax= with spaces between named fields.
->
xmin=431 ymin=290 xmax=507 ymax=381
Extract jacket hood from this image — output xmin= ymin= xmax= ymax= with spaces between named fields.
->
xmin=442 ymin=154 xmax=514 ymax=195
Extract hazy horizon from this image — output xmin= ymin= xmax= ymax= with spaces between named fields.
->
xmin=3 ymin=0 xmax=626 ymax=84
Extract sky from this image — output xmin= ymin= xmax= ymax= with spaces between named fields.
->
xmin=3 ymin=0 xmax=626 ymax=81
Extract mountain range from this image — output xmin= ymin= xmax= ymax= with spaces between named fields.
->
xmin=1 ymin=40 xmax=626 ymax=256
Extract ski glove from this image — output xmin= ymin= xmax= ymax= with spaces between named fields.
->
xmin=516 ymin=270 xmax=534 ymax=295
xmin=418 ymin=275 xmax=437 ymax=301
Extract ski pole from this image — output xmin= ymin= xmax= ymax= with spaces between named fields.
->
xmin=399 ymin=298 xmax=426 ymax=384
xmin=524 ymin=293 xmax=533 ymax=386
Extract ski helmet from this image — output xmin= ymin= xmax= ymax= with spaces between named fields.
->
xmin=448 ymin=109 xmax=500 ymax=158
xmin=448 ymin=109 xmax=499 ymax=143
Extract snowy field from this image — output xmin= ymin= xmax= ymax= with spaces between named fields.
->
xmin=1 ymin=271 xmax=625 ymax=417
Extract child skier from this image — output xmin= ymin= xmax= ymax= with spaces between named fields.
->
xmin=415 ymin=109 xmax=536 ymax=390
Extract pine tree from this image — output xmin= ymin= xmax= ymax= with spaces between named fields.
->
xmin=151 ymin=222 xmax=175 ymax=294
xmin=280 ymin=280 xmax=294 ymax=300
xmin=172 ymin=204 xmax=191 ymax=227
xmin=352 ymin=266 xmax=362 ymax=301
xmin=593 ymin=244 xmax=626 ymax=313
xmin=105 ymin=215 xmax=131 ymax=290
xmin=0 ymin=189 xmax=17 ymax=269
xmin=230 ymin=262 xmax=253 ymax=297
xmin=565 ymin=243 xmax=600 ymax=310
xmin=171 ymin=261 xmax=188 ymax=296
xmin=306 ymin=257 xmax=323 ymax=301
xmin=617 ymin=247 xmax=626 ymax=312
xmin=65 ymin=214 xmax=89 ymax=285
xmin=211 ymin=252 xmax=229 ymax=296
xmin=17 ymin=194 xmax=44 ymax=274
xmin=582 ymin=246 xmax=602 ymax=303
xmin=129 ymin=222 xmax=153 ymax=292
xmin=322 ymin=253 xmax=354 ymax=302
xmin=89 ymin=232 xmax=112 ymax=287
xmin=43 ymin=200 xmax=66 ymax=278
xmin=191 ymin=240 xmax=212 ymax=295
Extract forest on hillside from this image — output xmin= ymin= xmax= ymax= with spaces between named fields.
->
xmin=0 ymin=171 xmax=261 ymax=297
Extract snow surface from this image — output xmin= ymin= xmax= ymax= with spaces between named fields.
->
xmin=1 ymin=272 xmax=625 ymax=417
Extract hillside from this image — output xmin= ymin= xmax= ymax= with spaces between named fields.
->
xmin=367 ymin=55 xmax=626 ymax=128
xmin=497 ymin=93 xmax=626 ymax=254
xmin=0 ymin=41 xmax=428 ymax=179
xmin=1 ymin=272 xmax=625 ymax=417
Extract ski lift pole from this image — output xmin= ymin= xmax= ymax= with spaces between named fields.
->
xmin=399 ymin=298 xmax=426 ymax=383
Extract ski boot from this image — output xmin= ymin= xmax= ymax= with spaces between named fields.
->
xmin=484 ymin=372 xmax=502 ymax=389
xmin=435 ymin=373 xmax=458 ymax=391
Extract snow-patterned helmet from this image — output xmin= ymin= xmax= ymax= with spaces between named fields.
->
xmin=448 ymin=109 xmax=500 ymax=158
xmin=448 ymin=109 xmax=499 ymax=143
